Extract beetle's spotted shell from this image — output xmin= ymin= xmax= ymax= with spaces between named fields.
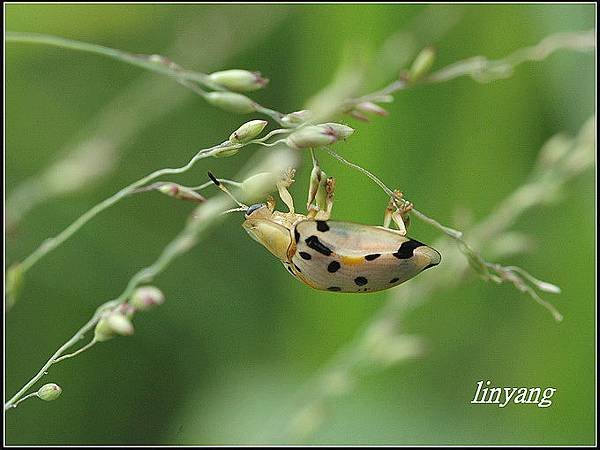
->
xmin=286 ymin=220 xmax=440 ymax=293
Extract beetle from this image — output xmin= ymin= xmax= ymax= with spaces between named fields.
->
xmin=208 ymin=165 xmax=440 ymax=293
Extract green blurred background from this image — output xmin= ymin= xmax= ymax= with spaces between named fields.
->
xmin=5 ymin=3 xmax=595 ymax=445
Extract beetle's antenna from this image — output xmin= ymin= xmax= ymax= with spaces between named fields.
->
xmin=222 ymin=207 xmax=248 ymax=215
xmin=208 ymin=171 xmax=248 ymax=209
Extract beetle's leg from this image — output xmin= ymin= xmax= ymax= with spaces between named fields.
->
xmin=307 ymin=149 xmax=336 ymax=219
xmin=266 ymin=194 xmax=276 ymax=212
xmin=314 ymin=177 xmax=335 ymax=220
xmin=306 ymin=149 xmax=322 ymax=211
xmin=277 ymin=167 xmax=296 ymax=213
xmin=383 ymin=190 xmax=412 ymax=236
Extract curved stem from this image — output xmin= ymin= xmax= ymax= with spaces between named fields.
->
xmin=5 ymin=32 xmax=215 ymax=88
xmin=5 ymin=194 xmax=231 ymax=411
xmin=19 ymin=142 xmax=229 ymax=273
xmin=6 ymin=392 xmax=39 ymax=410
xmin=54 ymin=339 xmax=98 ymax=364
xmin=5 ymin=32 xmax=292 ymax=126
xmin=4 ymin=310 xmax=103 ymax=410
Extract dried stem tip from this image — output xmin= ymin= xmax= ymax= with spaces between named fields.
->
xmin=158 ymin=183 xmax=206 ymax=203
xmin=286 ymin=123 xmax=354 ymax=149
xmin=37 ymin=383 xmax=62 ymax=401
xmin=208 ymin=69 xmax=269 ymax=92
xmin=229 ymin=120 xmax=268 ymax=143
xmin=94 ymin=312 xmax=134 ymax=342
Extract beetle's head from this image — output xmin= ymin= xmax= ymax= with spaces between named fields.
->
xmin=242 ymin=202 xmax=290 ymax=261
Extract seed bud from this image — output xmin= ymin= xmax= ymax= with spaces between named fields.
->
xmin=158 ymin=183 xmax=206 ymax=203
xmin=208 ymin=69 xmax=269 ymax=92
xmin=37 ymin=383 xmax=62 ymax=401
xmin=205 ymin=92 xmax=256 ymax=114
xmin=130 ymin=286 xmax=165 ymax=311
xmin=281 ymin=110 xmax=312 ymax=127
xmin=355 ymin=101 xmax=389 ymax=116
xmin=94 ymin=312 xmax=134 ymax=341
xmin=408 ymin=46 xmax=436 ymax=82
xmin=286 ymin=123 xmax=354 ymax=149
xmin=229 ymin=120 xmax=268 ymax=143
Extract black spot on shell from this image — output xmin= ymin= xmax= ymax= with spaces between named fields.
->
xmin=294 ymin=228 xmax=300 ymax=243
xmin=316 ymin=221 xmax=330 ymax=232
xmin=354 ymin=276 xmax=368 ymax=286
xmin=393 ymin=239 xmax=425 ymax=259
xmin=299 ymin=251 xmax=312 ymax=260
xmin=287 ymin=266 xmax=295 ymax=276
xmin=327 ymin=286 xmax=341 ymax=291
xmin=294 ymin=263 xmax=302 ymax=273
xmin=365 ymin=254 xmax=381 ymax=261
xmin=305 ymin=235 xmax=332 ymax=256
xmin=327 ymin=261 xmax=340 ymax=273
xmin=389 ymin=277 xmax=400 ymax=284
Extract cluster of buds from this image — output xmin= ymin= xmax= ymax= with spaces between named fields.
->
xmin=285 ymin=123 xmax=354 ymax=149
xmin=93 ymin=286 xmax=165 ymax=342
xmin=204 ymin=70 xmax=269 ymax=114
xmin=210 ymin=120 xmax=270 ymax=158
xmin=207 ymin=69 xmax=269 ymax=92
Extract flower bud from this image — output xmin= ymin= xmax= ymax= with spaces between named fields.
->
xmin=116 ymin=302 xmax=136 ymax=319
xmin=205 ymin=92 xmax=256 ymax=114
xmin=286 ymin=126 xmax=335 ymax=149
xmin=158 ymin=183 xmax=206 ymax=203
xmin=355 ymin=101 xmax=389 ymax=117
xmin=208 ymin=69 xmax=268 ymax=92
xmin=241 ymin=172 xmax=279 ymax=198
xmin=229 ymin=120 xmax=268 ymax=143
xmin=37 ymin=383 xmax=62 ymax=401
xmin=408 ymin=46 xmax=436 ymax=83
xmin=321 ymin=123 xmax=354 ymax=140
xmin=348 ymin=110 xmax=370 ymax=122
xmin=107 ymin=313 xmax=135 ymax=336
xmin=285 ymin=123 xmax=354 ymax=149
xmin=130 ymin=286 xmax=165 ymax=311
xmin=6 ymin=263 xmax=24 ymax=309
xmin=94 ymin=312 xmax=134 ymax=342
xmin=281 ymin=110 xmax=312 ymax=127
xmin=213 ymin=147 xmax=240 ymax=158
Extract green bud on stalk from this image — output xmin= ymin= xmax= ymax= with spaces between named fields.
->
xmin=208 ymin=69 xmax=269 ymax=92
xmin=205 ymin=92 xmax=256 ymax=114
xmin=229 ymin=120 xmax=268 ymax=143
xmin=37 ymin=383 xmax=62 ymax=402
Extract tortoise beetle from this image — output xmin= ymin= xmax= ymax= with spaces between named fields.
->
xmin=209 ymin=164 xmax=440 ymax=293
